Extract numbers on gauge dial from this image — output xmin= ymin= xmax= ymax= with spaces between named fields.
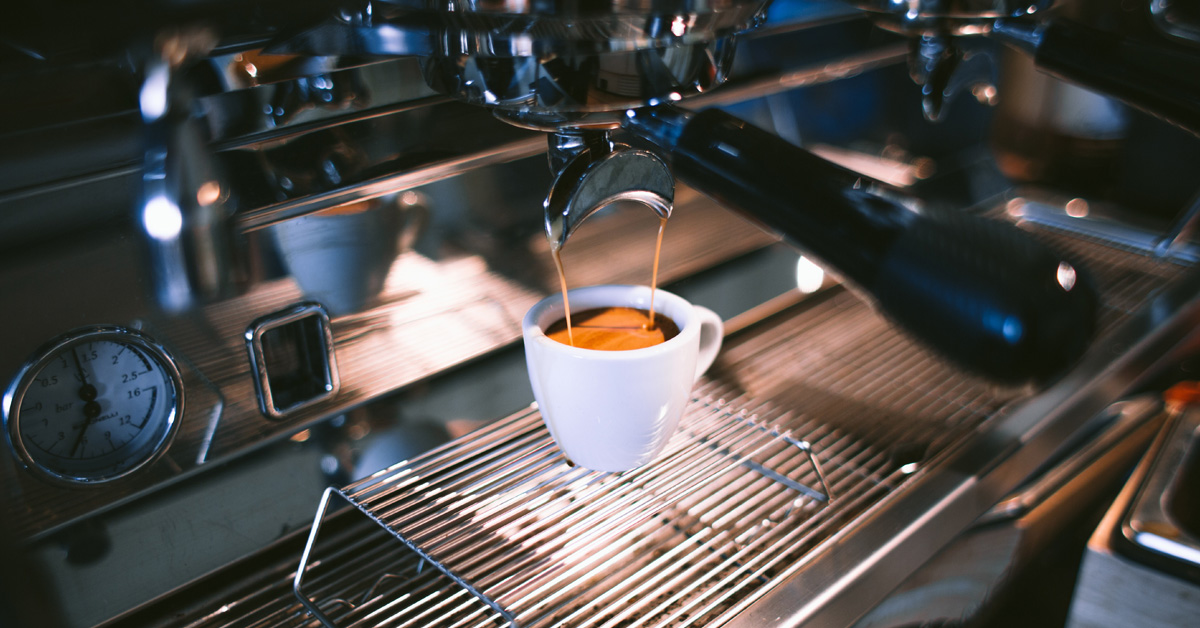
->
xmin=17 ymin=339 xmax=172 ymax=472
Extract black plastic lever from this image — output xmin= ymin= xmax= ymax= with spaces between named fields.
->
xmin=630 ymin=107 xmax=1098 ymax=383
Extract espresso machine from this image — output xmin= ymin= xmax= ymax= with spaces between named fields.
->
xmin=4 ymin=0 xmax=1200 ymax=626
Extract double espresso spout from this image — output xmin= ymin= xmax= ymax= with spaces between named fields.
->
xmin=542 ymin=128 xmax=674 ymax=252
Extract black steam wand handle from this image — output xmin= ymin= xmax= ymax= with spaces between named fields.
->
xmin=625 ymin=107 xmax=1098 ymax=383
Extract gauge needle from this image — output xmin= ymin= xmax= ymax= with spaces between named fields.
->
xmin=70 ymin=417 xmax=91 ymax=457
xmin=70 ymin=347 xmax=99 ymax=457
xmin=71 ymin=347 xmax=89 ymax=387
xmin=70 ymin=403 xmax=102 ymax=458
xmin=72 ymin=347 xmax=98 ymax=402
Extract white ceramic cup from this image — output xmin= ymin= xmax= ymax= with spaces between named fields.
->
xmin=273 ymin=194 xmax=425 ymax=316
xmin=522 ymin=285 xmax=723 ymax=472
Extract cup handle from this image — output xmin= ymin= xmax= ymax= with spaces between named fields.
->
xmin=693 ymin=305 xmax=724 ymax=382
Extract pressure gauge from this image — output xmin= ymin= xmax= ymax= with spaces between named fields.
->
xmin=3 ymin=327 xmax=184 ymax=485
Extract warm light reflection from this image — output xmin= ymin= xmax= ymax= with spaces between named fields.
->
xmin=913 ymin=157 xmax=937 ymax=180
xmin=795 ymin=256 xmax=825 ymax=294
xmin=1006 ymin=197 xmax=1026 ymax=218
xmin=1066 ymin=198 xmax=1090 ymax=218
xmin=1057 ymin=262 xmax=1077 ymax=292
xmin=197 ymin=180 xmax=222 ymax=206
xmin=958 ymin=24 xmax=991 ymax=36
xmin=347 ymin=421 xmax=370 ymax=440
xmin=972 ymin=84 xmax=998 ymax=106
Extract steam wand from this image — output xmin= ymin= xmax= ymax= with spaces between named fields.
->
xmin=623 ymin=106 xmax=1098 ymax=384
xmin=138 ymin=29 xmax=239 ymax=313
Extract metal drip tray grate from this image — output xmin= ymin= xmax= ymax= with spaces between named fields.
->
xmin=294 ymin=382 xmax=870 ymax=628
xmin=288 ymin=207 xmax=1200 ymax=628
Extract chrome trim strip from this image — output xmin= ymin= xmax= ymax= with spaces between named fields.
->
xmin=244 ymin=302 xmax=340 ymax=420
xmin=1122 ymin=406 xmax=1200 ymax=570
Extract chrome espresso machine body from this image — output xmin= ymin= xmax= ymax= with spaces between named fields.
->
xmin=4 ymin=1 xmax=1200 ymax=627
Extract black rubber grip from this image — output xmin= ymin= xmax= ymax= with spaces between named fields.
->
xmin=669 ymin=108 xmax=1098 ymax=383
xmin=869 ymin=209 xmax=1097 ymax=382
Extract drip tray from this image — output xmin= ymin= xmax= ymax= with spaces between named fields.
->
xmin=296 ymin=388 xmax=847 ymax=628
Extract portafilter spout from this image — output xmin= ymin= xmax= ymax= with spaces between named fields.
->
xmin=542 ymin=128 xmax=674 ymax=251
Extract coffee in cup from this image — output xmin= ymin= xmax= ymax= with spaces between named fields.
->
xmin=544 ymin=307 xmax=680 ymax=351
xmin=523 ymin=285 xmax=723 ymax=472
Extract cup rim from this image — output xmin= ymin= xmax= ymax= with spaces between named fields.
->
xmin=523 ymin=285 xmax=698 ymax=360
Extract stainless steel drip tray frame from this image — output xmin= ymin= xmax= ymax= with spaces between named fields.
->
xmin=287 ymin=211 xmax=1200 ymax=628
xmin=1119 ymin=404 xmax=1200 ymax=579
xmin=725 ymin=284 xmax=1200 ymax=623
xmin=295 ymin=388 xmax=839 ymax=627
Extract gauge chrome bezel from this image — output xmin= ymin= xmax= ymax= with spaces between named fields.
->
xmin=2 ymin=326 xmax=185 ymax=486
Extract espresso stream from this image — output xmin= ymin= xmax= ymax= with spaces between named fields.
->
xmin=551 ymin=216 xmax=670 ymax=348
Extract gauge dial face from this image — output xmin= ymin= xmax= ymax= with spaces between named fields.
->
xmin=3 ymin=328 xmax=183 ymax=485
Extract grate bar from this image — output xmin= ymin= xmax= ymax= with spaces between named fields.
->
xmin=459 ymin=405 xmax=793 ymax=596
